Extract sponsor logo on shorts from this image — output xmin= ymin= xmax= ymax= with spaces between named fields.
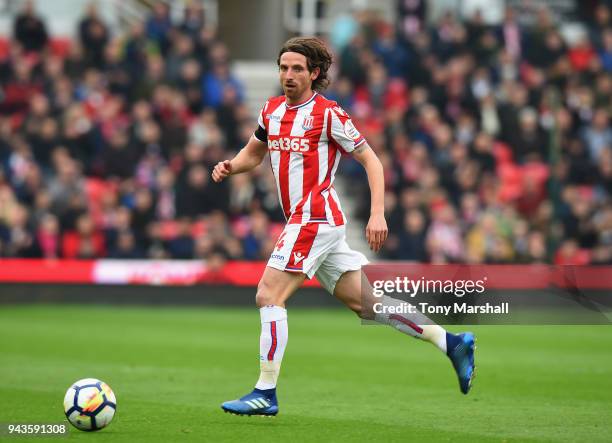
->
xmin=271 ymin=254 xmax=285 ymax=261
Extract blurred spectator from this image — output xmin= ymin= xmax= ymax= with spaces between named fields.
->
xmin=0 ymin=56 xmax=41 ymax=115
xmin=600 ymin=28 xmax=612 ymax=72
xmin=78 ymin=3 xmax=110 ymax=69
xmin=146 ymin=1 xmax=173 ymax=56
xmin=466 ymin=212 xmax=513 ymax=263
xmin=589 ymin=4 xmax=611 ymax=49
xmin=123 ymin=22 xmax=148 ymax=82
xmin=581 ymin=108 xmax=612 ymax=161
xmin=37 ymin=213 xmax=60 ymax=259
xmin=62 ymin=213 xmax=105 ymax=259
xmin=167 ymin=218 xmax=194 ymax=259
xmin=179 ymin=2 xmax=206 ymax=40
xmin=176 ymin=164 xmax=214 ymax=217
xmin=397 ymin=0 xmax=426 ymax=39
xmin=99 ymin=130 xmax=138 ymax=179
xmin=372 ymin=25 xmax=409 ymax=78
xmin=0 ymin=203 xmax=38 ymax=257
xmin=155 ymin=167 xmax=176 ymax=220
xmin=201 ymin=52 xmax=244 ymax=108
xmin=109 ymin=230 xmax=142 ymax=259
xmin=508 ymin=107 xmax=546 ymax=162
xmin=554 ymin=238 xmax=590 ymax=265
xmin=397 ymin=209 xmax=428 ymax=261
xmin=130 ymin=187 xmax=156 ymax=234
xmin=13 ymin=0 xmax=48 ymax=53
xmin=498 ymin=7 xmax=522 ymax=61
xmin=568 ymin=34 xmax=596 ymax=72
xmin=242 ymin=210 xmax=270 ymax=260
xmin=426 ymin=205 xmax=464 ymax=263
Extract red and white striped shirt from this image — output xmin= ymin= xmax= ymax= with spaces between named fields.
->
xmin=253 ymin=92 xmax=365 ymax=226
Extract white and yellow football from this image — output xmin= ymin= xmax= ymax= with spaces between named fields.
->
xmin=63 ymin=378 xmax=117 ymax=431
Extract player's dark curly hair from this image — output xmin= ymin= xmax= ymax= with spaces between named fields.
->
xmin=277 ymin=37 xmax=333 ymax=92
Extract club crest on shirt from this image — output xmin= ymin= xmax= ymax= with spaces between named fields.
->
xmin=302 ymin=116 xmax=314 ymax=131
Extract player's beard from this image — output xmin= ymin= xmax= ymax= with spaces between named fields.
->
xmin=283 ymin=82 xmax=303 ymax=101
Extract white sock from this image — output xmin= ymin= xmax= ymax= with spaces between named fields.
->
xmin=255 ymin=305 xmax=288 ymax=390
xmin=374 ymin=295 xmax=447 ymax=353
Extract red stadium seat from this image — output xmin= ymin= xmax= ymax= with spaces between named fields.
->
xmin=0 ymin=37 xmax=9 ymax=61
xmin=85 ymin=179 xmax=118 ymax=227
xmin=159 ymin=220 xmax=179 ymax=240
xmin=191 ymin=220 xmax=208 ymax=237
xmin=49 ymin=37 xmax=72 ymax=58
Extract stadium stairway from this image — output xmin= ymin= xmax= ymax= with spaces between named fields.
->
xmin=233 ymin=61 xmax=279 ymax=118
xmin=234 ymin=61 xmax=373 ymax=260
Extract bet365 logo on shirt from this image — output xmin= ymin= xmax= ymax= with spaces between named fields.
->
xmin=268 ymin=137 xmax=310 ymax=152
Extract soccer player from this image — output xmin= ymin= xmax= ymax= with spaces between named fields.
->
xmin=212 ymin=37 xmax=475 ymax=416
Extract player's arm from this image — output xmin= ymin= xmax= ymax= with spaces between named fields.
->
xmin=352 ymin=143 xmax=388 ymax=252
xmin=211 ymin=136 xmax=268 ymax=182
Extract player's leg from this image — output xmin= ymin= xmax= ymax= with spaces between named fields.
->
xmin=221 ymin=267 xmax=304 ymax=416
xmin=334 ymin=270 xmax=450 ymax=344
xmin=330 ymin=269 xmax=476 ymax=394
xmin=255 ymin=265 xmax=306 ymax=307
xmin=223 ymin=223 xmax=326 ymax=416
xmin=254 ymin=266 xmax=304 ymax=389
xmin=314 ymin=235 xmax=476 ymax=395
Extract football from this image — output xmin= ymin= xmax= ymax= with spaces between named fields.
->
xmin=63 ymin=378 xmax=117 ymax=431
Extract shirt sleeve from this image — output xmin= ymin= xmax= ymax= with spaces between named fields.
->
xmin=253 ymin=102 xmax=268 ymax=143
xmin=328 ymin=105 xmax=366 ymax=153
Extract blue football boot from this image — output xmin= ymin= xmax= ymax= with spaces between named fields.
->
xmin=446 ymin=332 xmax=476 ymax=394
xmin=221 ymin=389 xmax=278 ymax=416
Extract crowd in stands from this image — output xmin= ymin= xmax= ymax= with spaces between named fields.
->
xmin=329 ymin=2 xmax=612 ymax=264
xmin=0 ymin=0 xmax=610 ymax=265
xmin=0 ymin=0 xmax=281 ymax=262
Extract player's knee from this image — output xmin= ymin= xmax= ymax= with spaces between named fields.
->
xmin=255 ymin=279 xmax=279 ymax=307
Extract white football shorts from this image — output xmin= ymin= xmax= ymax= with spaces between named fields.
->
xmin=267 ymin=223 xmax=369 ymax=294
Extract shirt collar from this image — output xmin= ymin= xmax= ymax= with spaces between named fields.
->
xmin=285 ymin=92 xmax=317 ymax=110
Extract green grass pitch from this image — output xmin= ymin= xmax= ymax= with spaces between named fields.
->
xmin=1 ymin=304 xmax=611 ymax=442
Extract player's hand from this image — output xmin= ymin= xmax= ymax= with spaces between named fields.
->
xmin=212 ymin=160 xmax=232 ymax=182
xmin=365 ymin=213 xmax=388 ymax=253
